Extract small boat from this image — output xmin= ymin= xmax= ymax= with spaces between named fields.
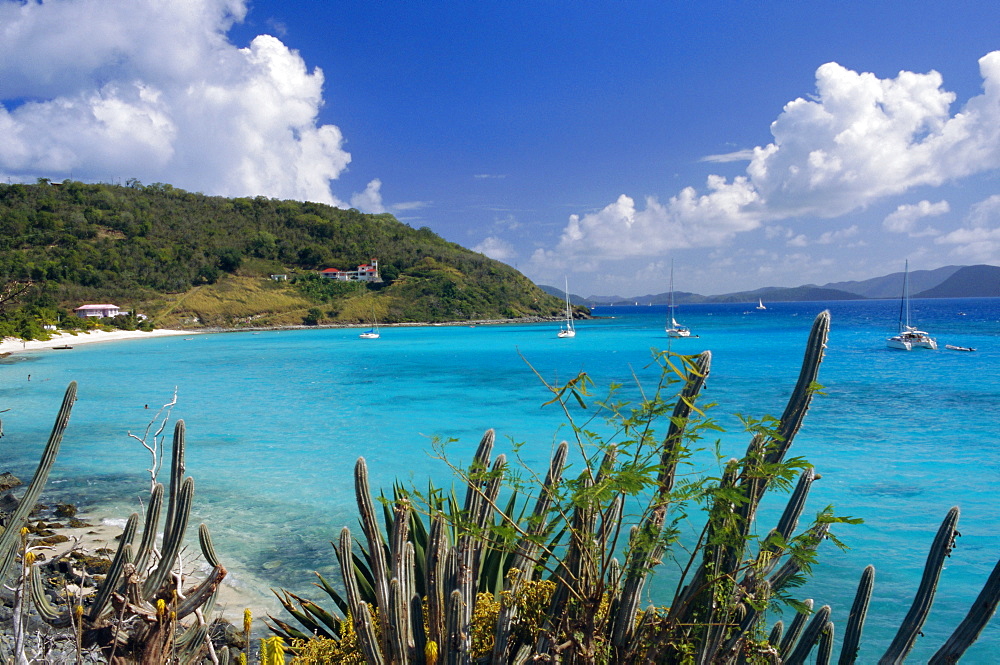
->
xmin=756 ymin=298 xmax=767 ymax=310
xmin=665 ymin=260 xmax=691 ymax=338
xmin=558 ymin=277 xmax=576 ymax=338
xmin=945 ymin=345 xmax=976 ymax=352
xmin=887 ymin=260 xmax=936 ymax=351
xmin=51 ymin=345 xmax=73 ymax=350
xmin=360 ymin=305 xmax=380 ymax=339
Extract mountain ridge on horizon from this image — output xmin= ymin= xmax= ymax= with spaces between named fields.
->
xmin=540 ymin=264 xmax=1000 ymax=305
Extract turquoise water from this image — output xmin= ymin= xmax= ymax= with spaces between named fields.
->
xmin=1 ymin=298 xmax=998 ymax=661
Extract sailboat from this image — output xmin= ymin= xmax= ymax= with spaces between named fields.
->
xmin=665 ymin=261 xmax=691 ymax=338
xmin=557 ymin=277 xmax=576 ymax=338
xmin=886 ymin=260 xmax=936 ymax=351
xmin=359 ymin=305 xmax=380 ymax=339
xmin=756 ymin=298 xmax=767 ymax=310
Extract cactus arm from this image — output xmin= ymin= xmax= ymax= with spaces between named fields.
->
xmin=355 ymin=456 xmax=391 ymax=652
xmin=928 ymin=556 xmax=1000 ymax=664
xmin=817 ymin=621 xmax=835 ymax=665
xmin=142 ymin=476 xmax=194 ymax=599
xmin=29 ymin=565 xmax=72 ymax=627
xmin=161 ymin=420 xmax=186 ymax=548
xmin=0 ymin=382 xmax=76 ymax=580
xmin=838 ymin=564 xmax=874 ymax=665
xmin=87 ymin=513 xmax=140 ymax=622
xmin=785 ymin=604 xmax=831 ymax=665
xmin=198 ymin=523 xmax=222 ymax=568
xmin=779 ymin=598 xmax=813 ymax=658
xmin=337 ymin=527 xmax=385 ymax=665
xmin=766 ymin=310 xmax=830 ymax=468
xmin=426 ymin=514 xmax=448 ymax=649
xmin=174 ymin=566 xmax=226 ymax=620
xmin=133 ymin=482 xmax=164 ymax=574
xmin=879 ymin=507 xmax=960 ymax=665
xmin=444 ymin=589 xmax=468 ymax=665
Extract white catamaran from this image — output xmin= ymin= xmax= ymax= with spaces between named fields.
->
xmin=886 ymin=260 xmax=936 ymax=351
xmin=558 ymin=277 xmax=576 ymax=338
xmin=665 ymin=261 xmax=691 ymax=338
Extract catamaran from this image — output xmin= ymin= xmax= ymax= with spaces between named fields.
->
xmin=558 ymin=277 xmax=576 ymax=338
xmin=886 ymin=260 xmax=936 ymax=351
xmin=665 ymin=261 xmax=691 ymax=338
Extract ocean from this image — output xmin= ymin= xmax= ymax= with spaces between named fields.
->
xmin=1 ymin=297 xmax=998 ymax=661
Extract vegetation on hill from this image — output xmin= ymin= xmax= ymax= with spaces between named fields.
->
xmin=0 ymin=180 xmax=565 ymax=336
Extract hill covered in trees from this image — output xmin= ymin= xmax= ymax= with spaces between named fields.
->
xmin=0 ymin=180 xmax=564 ymax=336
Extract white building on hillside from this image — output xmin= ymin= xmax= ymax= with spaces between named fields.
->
xmin=319 ymin=258 xmax=381 ymax=283
xmin=74 ymin=304 xmax=122 ymax=318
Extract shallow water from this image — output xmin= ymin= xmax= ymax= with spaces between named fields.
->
xmin=2 ymin=298 xmax=998 ymax=661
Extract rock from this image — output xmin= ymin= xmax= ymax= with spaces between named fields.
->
xmin=0 ymin=472 xmax=21 ymax=492
xmin=69 ymin=518 xmax=92 ymax=528
xmin=36 ymin=534 xmax=69 ymax=546
xmin=0 ymin=492 xmax=18 ymax=513
xmin=54 ymin=503 xmax=77 ymax=518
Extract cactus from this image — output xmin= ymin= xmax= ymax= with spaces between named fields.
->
xmin=839 ymin=565 xmax=874 ymax=665
xmin=879 ymin=506 xmax=960 ymax=664
xmin=273 ymin=310 xmax=1000 ymax=663
xmin=0 ymin=381 xmax=76 ymax=580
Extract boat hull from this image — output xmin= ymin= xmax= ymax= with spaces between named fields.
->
xmin=666 ymin=328 xmax=690 ymax=338
xmin=557 ymin=329 xmax=576 ymax=338
xmin=887 ymin=332 xmax=937 ymax=351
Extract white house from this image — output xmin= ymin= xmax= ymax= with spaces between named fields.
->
xmin=74 ymin=304 xmax=122 ymax=319
xmin=319 ymin=258 xmax=381 ymax=283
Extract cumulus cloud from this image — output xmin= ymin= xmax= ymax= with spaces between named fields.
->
xmin=816 ymin=224 xmax=860 ymax=245
xmin=350 ymin=179 xmax=386 ymax=213
xmin=543 ymin=51 xmax=1000 ymax=268
xmin=0 ymin=0 xmax=351 ymax=205
xmin=936 ymin=194 xmax=1000 ymax=262
xmin=473 ymin=236 xmax=516 ymax=262
xmin=883 ymin=200 xmax=949 ymax=236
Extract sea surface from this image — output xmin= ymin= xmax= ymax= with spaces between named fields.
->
xmin=1 ymin=298 xmax=998 ymax=661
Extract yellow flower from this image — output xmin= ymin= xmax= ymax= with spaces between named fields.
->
xmin=425 ymin=640 xmax=439 ymax=665
xmin=24 ymin=551 xmax=35 ymax=567
xmin=156 ymin=598 xmax=167 ymax=618
xmin=260 ymin=636 xmax=286 ymax=665
xmin=243 ymin=608 xmax=253 ymax=635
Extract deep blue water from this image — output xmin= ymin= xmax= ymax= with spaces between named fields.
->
xmin=1 ymin=298 xmax=998 ymax=661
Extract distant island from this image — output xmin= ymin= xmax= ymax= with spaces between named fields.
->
xmin=542 ymin=264 xmax=1000 ymax=306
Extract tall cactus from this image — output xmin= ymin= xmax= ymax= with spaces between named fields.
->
xmin=0 ymin=381 xmax=76 ymax=580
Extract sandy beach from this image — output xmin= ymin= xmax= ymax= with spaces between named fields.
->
xmin=0 ymin=328 xmax=200 ymax=356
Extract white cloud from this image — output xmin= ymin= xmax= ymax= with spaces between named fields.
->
xmin=816 ymin=224 xmax=860 ymax=244
xmin=473 ymin=236 xmax=516 ymax=262
xmin=700 ymin=149 xmax=755 ymax=163
xmin=883 ymin=200 xmax=949 ymax=236
xmin=936 ymin=194 xmax=1000 ymax=262
xmin=0 ymin=0 xmax=351 ymax=205
xmin=544 ymin=51 xmax=1000 ymax=268
xmin=350 ymin=178 xmax=386 ymax=213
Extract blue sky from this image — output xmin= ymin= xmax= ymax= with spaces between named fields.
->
xmin=2 ymin=1 xmax=1000 ymax=296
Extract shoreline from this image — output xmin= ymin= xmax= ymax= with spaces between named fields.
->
xmin=0 ymin=315 xmax=577 ymax=357
xmin=0 ymin=328 xmax=200 ymax=357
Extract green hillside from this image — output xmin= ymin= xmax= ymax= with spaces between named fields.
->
xmin=0 ymin=180 xmax=564 ymax=336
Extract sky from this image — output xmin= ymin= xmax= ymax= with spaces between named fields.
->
xmin=2 ymin=1 xmax=1000 ymax=297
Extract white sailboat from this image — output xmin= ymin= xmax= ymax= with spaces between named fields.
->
xmin=887 ymin=260 xmax=936 ymax=350
xmin=756 ymin=298 xmax=767 ymax=310
xmin=359 ymin=305 xmax=380 ymax=339
xmin=665 ymin=261 xmax=691 ymax=338
xmin=557 ymin=277 xmax=576 ymax=338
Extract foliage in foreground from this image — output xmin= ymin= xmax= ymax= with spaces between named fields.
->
xmin=273 ymin=310 xmax=1000 ymax=663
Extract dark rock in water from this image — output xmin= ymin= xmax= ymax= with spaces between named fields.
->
xmin=0 ymin=492 xmax=18 ymax=513
xmin=54 ymin=503 xmax=77 ymax=518
xmin=0 ymin=472 xmax=21 ymax=492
